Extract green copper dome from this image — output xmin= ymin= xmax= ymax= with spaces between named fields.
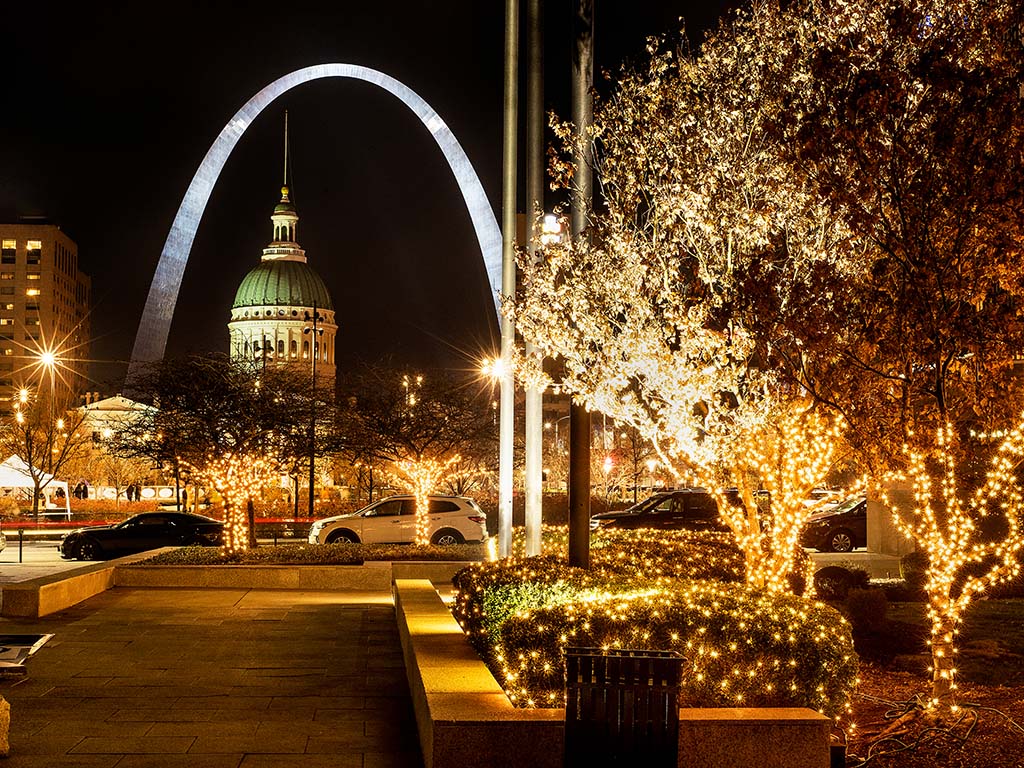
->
xmin=232 ymin=259 xmax=334 ymax=311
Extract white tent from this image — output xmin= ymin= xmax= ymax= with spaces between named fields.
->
xmin=0 ymin=455 xmax=71 ymax=519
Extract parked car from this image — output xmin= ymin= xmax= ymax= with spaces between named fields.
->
xmin=59 ymin=512 xmax=224 ymax=561
xmin=800 ymin=497 xmax=867 ymax=552
xmin=307 ymin=495 xmax=487 ymax=546
xmin=802 ymin=487 xmax=845 ymax=510
xmin=589 ymin=488 xmax=734 ymax=532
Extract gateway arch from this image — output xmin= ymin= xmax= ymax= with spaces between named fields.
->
xmin=129 ymin=63 xmax=502 ymax=369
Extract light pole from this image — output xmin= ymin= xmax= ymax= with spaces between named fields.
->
xmin=545 ymin=414 xmax=570 ymax=453
xmin=303 ymin=302 xmax=324 ymax=520
xmin=38 ymin=350 xmax=58 ymax=474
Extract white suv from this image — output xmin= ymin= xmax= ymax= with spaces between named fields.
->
xmin=307 ymin=495 xmax=488 ymax=546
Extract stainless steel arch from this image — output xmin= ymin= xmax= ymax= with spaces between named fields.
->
xmin=129 ymin=63 xmax=502 ymax=367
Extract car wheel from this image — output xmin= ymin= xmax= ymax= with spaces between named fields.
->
xmin=431 ymin=529 xmax=465 ymax=546
xmin=325 ymin=530 xmax=358 ymax=544
xmin=76 ymin=539 xmax=100 ymax=561
xmin=828 ymin=529 xmax=854 ymax=553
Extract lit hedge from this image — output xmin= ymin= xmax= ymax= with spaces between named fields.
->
xmin=452 ymin=529 xmax=857 ymax=717
xmin=454 ymin=528 xmax=745 ymax=645
xmin=512 ymin=525 xmax=746 ymax=581
xmin=139 ymin=542 xmax=486 ymax=565
xmin=494 ymin=581 xmax=857 ymax=716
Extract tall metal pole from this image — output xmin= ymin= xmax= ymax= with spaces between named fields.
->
xmin=568 ymin=0 xmax=593 ymax=569
xmin=499 ymin=0 xmax=520 ymax=558
xmin=305 ymin=302 xmax=319 ymax=520
xmin=524 ymin=0 xmax=544 ymax=557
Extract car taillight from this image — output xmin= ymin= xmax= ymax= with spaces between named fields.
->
xmin=468 ymin=515 xmax=486 ymax=524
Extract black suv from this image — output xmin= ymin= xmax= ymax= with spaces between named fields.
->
xmin=590 ymin=489 xmax=732 ymax=532
xmin=800 ymin=497 xmax=867 ymax=552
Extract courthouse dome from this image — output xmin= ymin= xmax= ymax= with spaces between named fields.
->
xmin=232 ymin=259 xmax=334 ymax=311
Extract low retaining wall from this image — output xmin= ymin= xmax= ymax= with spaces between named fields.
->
xmin=0 ymin=551 xmax=155 ymax=618
xmin=394 ymin=578 xmax=563 ymax=768
xmin=114 ymin=560 xmax=471 ymax=590
xmin=1 ymin=556 xmax=474 ymax=618
xmin=393 ymin=579 xmax=832 ymax=768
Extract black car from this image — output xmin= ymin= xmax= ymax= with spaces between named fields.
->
xmin=59 ymin=512 xmax=224 ymax=561
xmin=589 ymin=489 xmax=733 ymax=533
xmin=800 ymin=497 xmax=867 ymax=552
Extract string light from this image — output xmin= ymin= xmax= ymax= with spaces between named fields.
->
xmin=390 ymin=454 xmax=462 ymax=544
xmin=453 ymin=528 xmax=857 ymax=719
xmin=882 ymin=421 xmax=1024 ymax=709
xmin=185 ymin=452 xmax=277 ymax=554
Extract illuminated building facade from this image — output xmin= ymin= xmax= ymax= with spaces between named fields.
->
xmin=0 ymin=222 xmax=91 ymax=407
xmin=228 ymin=181 xmax=337 ymax=383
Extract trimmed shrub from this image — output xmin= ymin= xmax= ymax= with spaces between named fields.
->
xmin=455 ymin=529 xmax=745 ymax=645
xmin=814 ymin=566 xmax=871 ymax=601
xmin=845 ymin=588 xmax=888 ymax=634
xmin=452 ymin=530 xmax=856 ymax=716
xmin=900 ymin=551 xmax=929 ymax=589
xmin=452 ymin=556 xmax=637 ymax=648
xmin=139 ymin=542 xmax=486 ymax=566
xmin=494 ymin=581 xmax=857 ymax=716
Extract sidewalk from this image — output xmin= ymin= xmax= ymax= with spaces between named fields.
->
xmin=0 ymin=587 xmax=423 ymax=767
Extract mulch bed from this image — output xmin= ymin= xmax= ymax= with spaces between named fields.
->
xmin=845 ymin=663 xmax=1024 ymax=767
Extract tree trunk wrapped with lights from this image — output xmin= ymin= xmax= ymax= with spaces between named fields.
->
xmin=188 ymin=453 xmax=277 ymax=554
xmin=392 ymin=455 xmax=462 ymax=545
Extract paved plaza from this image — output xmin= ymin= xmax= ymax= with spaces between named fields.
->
xmin=0 ymin=587 xmax=424 ymax=768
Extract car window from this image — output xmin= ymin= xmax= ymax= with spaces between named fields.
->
xmin=685 ymin=494 xmax=717 ymax=518
xmin=428 ymin=500 xmax=460 ymax=514
xmin=137 ymin=515 xmax=170 ymax=527
xmin=650 ymin=497 xmax=674 ymax=513
xmin=368 ymin=500 xmax=403 ymax=517
xmin=400 ymin=499 xmax=418 ymax=515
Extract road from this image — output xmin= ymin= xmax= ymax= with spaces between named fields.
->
xmin=0 ymin=538 xmax=85 ymax=583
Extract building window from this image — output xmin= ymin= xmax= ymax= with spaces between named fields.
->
xmin=27 ymin=273 xmax=40 ymax=280
xmin=26 ymin=301 xmax=39 ymax=310
xmin=277 ymin=339 xmax=284 ymax=355
xmin=290 ymin=339 xmax=297 ymax=358
xmin=302 ymin=340 xmax=309 ymax=359
xmin=1 ymin=240 xmax=14 ymax=264
xmin=26 ymin=240 xmax=41 ymax=264
xmin=2 ymin=349 xmax=12 ymax=356
xmin=0 ymin=319 xmax=11 ymax=326
xmin=25 ymin=318 xmax=40 ymax=326
xmin=2 ymin=304 xmax=12 ymax=311
xmin=26 ymin=289 xmax=40 ymax=297
xmin=0 ymin=273 xmax=13 ymax=280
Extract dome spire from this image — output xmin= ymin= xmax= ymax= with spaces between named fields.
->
xmin=283 ymin=110 xmax=289 ymax=187
xmin=270 ymin=110 xmax=300 ymax=249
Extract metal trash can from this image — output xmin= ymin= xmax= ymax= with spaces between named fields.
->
xmin=564 ymin=647 xmax=683 ymax=768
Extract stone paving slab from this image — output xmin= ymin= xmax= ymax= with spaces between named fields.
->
xmin=0 ymin=587 xmax=424 ymax=768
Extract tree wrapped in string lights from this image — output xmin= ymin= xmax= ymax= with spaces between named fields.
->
xmin=186 ymin=452 xmax=278 ymax=553
xmin=390 ymin=454 xmax=463 ymax=544
xmin=884 ymin=423 xmax=1024 ymax=708
xmin=336 ymin=363 xmax=496 ymax=545
xmin=509 ymin=0 xmax=859 ymax=592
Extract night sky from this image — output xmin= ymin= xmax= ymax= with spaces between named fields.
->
xmin=2 ymin=2 xmax=735 ymax=392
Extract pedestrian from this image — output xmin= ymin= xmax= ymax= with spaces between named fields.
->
xmin=126 ymin=484 xmax=135 ymax=502
xmin=181 ymin=489 xmax=188 ymax=509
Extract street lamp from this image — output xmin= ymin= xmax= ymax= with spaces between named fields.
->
xmin=548 ymin=414 xmax=570 ymax=453
xmin=302 ymin=302 xmax=325 ymax=520
xmin=37 ymin=349 xmax=59 ymax=474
